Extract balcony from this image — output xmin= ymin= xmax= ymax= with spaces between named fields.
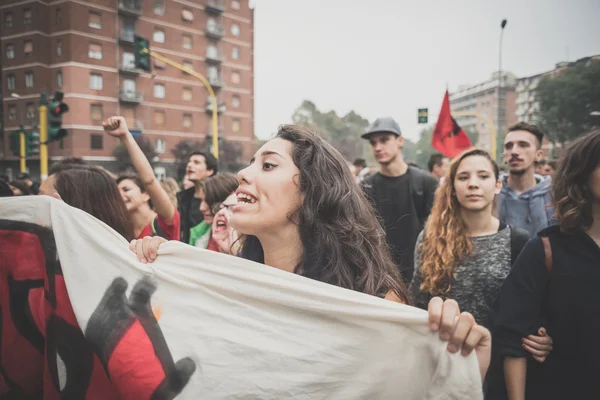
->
xmin=118 ymin=0 xmax=141 ymax=17
xmin=205 ymin=52 xmax=222 ymax=64
xmin=119 ymin=31 xmax=135 ymax=45
xmin=206 ymin=23 xmax=225 ymax=40
xmin=119 ymin=62 xmax=141 ymax=75
xmin=207 ymin=76 xmax=224 ymax=89
xmin=205 ymin=97 xmax=227 ymax=114
xmin=119 ymin=89 xmax=143 ymax=104
xmin=205 ymin=0 xmax=225 ymax=14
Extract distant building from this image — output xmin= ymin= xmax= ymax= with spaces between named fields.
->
xmin=516 ymin=54 xmax=600 ymax=153
xmin=0 ymin=0 xmax=255 ymax=179
xmin=449 ymin=71 xmax=518 ymax=153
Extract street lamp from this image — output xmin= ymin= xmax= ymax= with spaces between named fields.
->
xmin=496 ymin=19 xmax=507 ymax=161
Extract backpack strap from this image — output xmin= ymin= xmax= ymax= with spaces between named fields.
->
xmin=150 ymin=216 xmax=167 ymax=239
xmin=509 ymin=227 xmax=530 ymax=266
xmin=408 ymin=167 xmax=426 ymax=224
xmin=540 ymin=235 xmax=553 ymax=273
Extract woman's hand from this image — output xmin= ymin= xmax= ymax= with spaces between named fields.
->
xmin=522 ymin=327 xmax=553 ymax=363
xmin=129 ymin=236 xmax=167 ymax=263
xmin=428 ymin=297 xmax=492 ymax=381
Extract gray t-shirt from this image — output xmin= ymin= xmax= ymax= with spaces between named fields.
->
xmin=409 ymin=226 xmax=512 ymax=325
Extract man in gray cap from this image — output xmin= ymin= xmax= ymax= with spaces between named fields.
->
xmin=361 ymin=117 xmax=438 ymax=283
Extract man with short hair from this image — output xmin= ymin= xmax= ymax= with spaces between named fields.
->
xmin=427 ymin=153 xmax=450 ymax=182
xmin=497 ymin=122 xmax=553 ymax=238
xmin=541 ymin=160 xmax=557 ymax=177
xmin=353 ymin=158 xmax=370 ymax=183
xmin=177 ymin=152 xmax=218 ymax=243
xmin=361 ymin=117 xmax=438 ymax=283
xmin=17 ymin=173 xmax=40 ymax=194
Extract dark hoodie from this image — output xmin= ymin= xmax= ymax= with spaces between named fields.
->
xmin=497 ymin=175 xmax=554 ymax=238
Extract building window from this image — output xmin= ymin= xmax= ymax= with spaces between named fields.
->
xmin=231 ymin=71 xmax=240 ymax=84
xmin=56 ymin=40 xmax=62 ymax=56
xmin=231 ymin=95 xmax=240 ymax=109
xmin=57 ymin=71 xmax=62 ymax=88
xmin=154 ymin=110 xmax=165 ymax=126
xmin=24 ymin=41 xmax=32 ymax=56
xmin=155 ymin=139 xmax=166 ymax=153
xmin=231 ymin=46 xmax=240 ymax=60
xmin=8 ymin=105 xmax=17 ymax=121
xmin=88 ymin=43 xmax=102 ymax=59
xmin=154 ymin=83 xmax=165 ymax=98
xmin=231 ymin=24 xmax=240 ymax=36
xmin=26 ymin=103 xmax=35 ymax=119
xmin=207 ymin=45 xmax=218 ymax=59
xmin=89 ymin=73 xmax=103 ymax=90
xmin=231 ymin=0 xmax=240 ymax=10
xmin=24 ymin=8 xmax=32 ymax=24
xmin=90 ymin=104 xmax=103 ymax=121
xmin=88 ymin=11 xmax=101 ymax=29
xmin=55 ymin=8 xmax=61 ymax=24
xmin=153 ymin=29 xmax=165 ymax=43
xmin=207 ymin=65 xmax=218 ymax=80
xmin=183 ymin=114 xmax=192 ymax=128
xmin=25 ymin=72 xmax=34 ymax=88
xmin=182 ymin=34 xmax=192 ymax=50
xmin=181 ymin=9 xmax=194 ymax=22
xmin=7 ymin=75 xmax=15 ymax=90
xmin=90 ymin=134 xmax=103 ymax=150
xmin=153 ymin=0 xmax=165 ymax=15
xmin=182 ymin=87 xmax=192 ymax=101
xmin=122 ymin=51 xmax=135 ymax=69
xmin=6 ymin=44 xmax=15 ymax=59
xmin=182 ymin=60 xmax=193 ymax=73
xmin=4 ymin=12 xmax=13 ymax=28
xmin=232 ymin=118 xmax=241 ymax=132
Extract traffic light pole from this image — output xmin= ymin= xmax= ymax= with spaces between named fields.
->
xmin=39 ymin=94 xmax=48 ymax=182
xmin=19 ymin=128 xmax=26 ymax=173
xmin=142 ymin=48 xmax=219 ymax=158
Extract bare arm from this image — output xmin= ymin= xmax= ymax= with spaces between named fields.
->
xmin=103 ymin=116 xmax=175 ymax=223
xmin=504 ymin=357 xmax=527 ymax=400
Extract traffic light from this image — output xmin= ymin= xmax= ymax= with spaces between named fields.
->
xmin=134 ymin=35 xmax=151 ymax=72
xmin=9 ymin=130 xmax=20 ymax=157
xmin=418 ymin=108 xmax=428 ymax=124
xmin=26 ymin=125 xmax=40 ymax=156
xmin=48 ymin=91 xmax=69 ymax=143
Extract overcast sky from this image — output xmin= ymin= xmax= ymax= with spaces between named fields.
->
xmin=251 ymin=0 xmax=600 ymax=142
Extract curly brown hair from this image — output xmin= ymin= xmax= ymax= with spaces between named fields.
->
xmin=552 ymin=129 xmax=600 ymax=233
xmin=418 ymin=149 xmax=499 ymax=295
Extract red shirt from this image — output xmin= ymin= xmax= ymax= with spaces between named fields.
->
xmin=137 ymin=209 xmax=181 ymax=241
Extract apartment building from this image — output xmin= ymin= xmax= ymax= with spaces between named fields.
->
xmin=0 ymin=0 xmax=255 ymax=178
xmin=449 ymin=71 xmax=518 ymax=153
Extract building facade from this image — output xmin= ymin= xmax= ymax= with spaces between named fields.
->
xmin=0 ymin=0 xmax=254 ymax=179
xmin=449 ymin=71 xmax=518 ymax=153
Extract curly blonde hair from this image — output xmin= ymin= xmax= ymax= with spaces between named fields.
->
xmin=418 ymin=149 xmax=499 ymax=295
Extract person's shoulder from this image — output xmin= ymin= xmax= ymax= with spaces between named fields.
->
xmin=408 ymin=166 xmax=438 ymax=186
xmin=362 ymin=172 xmax=381 ymax=187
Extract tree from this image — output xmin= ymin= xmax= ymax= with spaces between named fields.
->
xmin=218 ymin=138 xmax=244 ymax=173
xmin=291 ymin=100 xmax=369 ymax=161
xmin=171 ymin=139 xmax=206 ymax=180
xmin=536 ymin=61 xmax=600 ymax=144
xmin=113 ymin=136 xmax=158 ymax=173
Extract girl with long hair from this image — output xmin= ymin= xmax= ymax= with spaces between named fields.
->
xmin=103 ymin=116 xmax=181 ymax=240
xmin=409 ymin=149 xmax=552 ymax=398
xmin=495 ymin=129 xmax=600 ymax=400
xmin=131 ymin=125 xmax=494 ymax=381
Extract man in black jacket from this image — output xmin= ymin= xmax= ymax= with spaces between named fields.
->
xmin=178 ymin=152 xmax=218 ymax=244
xmin=361 ymin=117 xmax=438 ymax=283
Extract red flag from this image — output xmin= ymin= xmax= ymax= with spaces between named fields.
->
xmin=431 ymin=91 xmax=472 ymax=157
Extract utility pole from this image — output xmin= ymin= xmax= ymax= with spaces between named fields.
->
xmin=39 ymin=93 xmax=48 ymax=182
xmin=19 ymin=125 xmax=26 ymax=173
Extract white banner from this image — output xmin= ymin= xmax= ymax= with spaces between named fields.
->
xmin=0 ymin=197 xmax=482 ymax=399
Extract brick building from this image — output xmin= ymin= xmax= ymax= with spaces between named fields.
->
xmin=449 ymin=71 xmax=518 ymax=154
xmin=0 ymin=0 xmax=254 ymax=180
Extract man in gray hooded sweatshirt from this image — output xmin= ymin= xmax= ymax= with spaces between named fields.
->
xmin=497 ymin=122 xmax=554 ymax=238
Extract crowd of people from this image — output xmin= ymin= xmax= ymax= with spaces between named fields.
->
xmin=1 ymin=113 xmax=599 ymax=399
